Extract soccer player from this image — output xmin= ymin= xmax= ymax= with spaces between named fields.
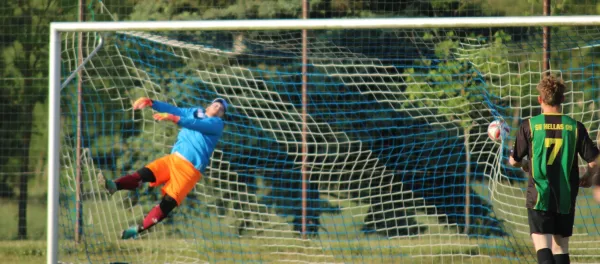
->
xmin=509 ymin=75 xmax=598 ymax=264
xmin=99 ymin=96 xmax=228 ymax=239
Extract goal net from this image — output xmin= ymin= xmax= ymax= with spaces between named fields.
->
xmin=54 ymin=21 xmax=600 ymax=264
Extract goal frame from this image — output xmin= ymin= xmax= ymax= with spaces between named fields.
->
xmin=48 ymin=16 xmax=600 ymax=264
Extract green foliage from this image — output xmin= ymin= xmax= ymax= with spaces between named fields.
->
xmin=201 ymin=0 xmax=302 ymax=20
xmin=405 ymin=33 xmax=481 ymax=128
xmin=0 ymin=0 xmax=77 ymax=200
xmin=405 ymin=30 xmax=535 ymax=128
xmin=122 ymin=0 xmax=497 ymax=21
xmin=553 ymin=0 xmax=600 ymax=15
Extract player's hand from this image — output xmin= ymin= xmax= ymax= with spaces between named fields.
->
xmin=153 ymin=113 xmax=180 ymax=123
xmin=520 ymin=160 xmax=530 ymax=173
xmin=579 ymin=172 xmax=593 ymax=188
xmin=133 ymin=97 xmax=152 ymax=110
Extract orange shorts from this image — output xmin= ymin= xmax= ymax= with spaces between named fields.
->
xmin=145 ymin=153 xmax=201 ymax=205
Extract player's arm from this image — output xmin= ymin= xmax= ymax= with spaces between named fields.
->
xmin=509 ymin=120 xmax=530 ymax=171
xmin=576 ymin=122 xmax=599 ymax=187
xmin=580 ymin=162 xmax=598 ymax=188
xmin=153 ymin=113 xmax=224 ymax=135
xmin=133 ymin=97 xmax=197 ymax=117
xmin=177 ymin=117 xmax=224 ymax=135
xmin=151 ymin=100 xmax=200 ymax=117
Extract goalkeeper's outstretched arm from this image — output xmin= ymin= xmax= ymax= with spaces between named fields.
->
xmin=152 ymin=98 xmax=227 ymax=135
xmin=152 ymin=113 xmax=224 ymax=136
xmin=178 ymin=117 xmax=224 ymax=135
xmin=133 ymin=97 xmax=198 ymax=117
xmin=152 ymin=100 xmax=199 ymax=117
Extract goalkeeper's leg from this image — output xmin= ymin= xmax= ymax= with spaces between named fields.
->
xmin=120 ymin=154 xmax=199 ymax=239
xmin=99 ymin=167 xmax=156 ymax=195
xmin=121 ymin=195 xmax=177 ymax=239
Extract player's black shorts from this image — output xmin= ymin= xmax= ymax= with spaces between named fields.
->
xmin=528 ymin=208 xmax=575 ymax=237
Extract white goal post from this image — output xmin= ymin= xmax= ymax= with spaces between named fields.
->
xmin=48 ymin=16 xmax=600 ymax=264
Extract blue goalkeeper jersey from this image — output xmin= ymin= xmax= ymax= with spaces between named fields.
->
xmin=151 ymin=101 xmax=224 ymax=173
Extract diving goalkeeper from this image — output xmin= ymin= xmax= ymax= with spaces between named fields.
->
xmin=99 ymin=97 xmax=227 ymax=239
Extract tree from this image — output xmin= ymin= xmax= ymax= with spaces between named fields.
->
xmin=402 ymin=31 xmax=516 ymax=235
xmin=0 ymin=0 xmax=77 ymax=239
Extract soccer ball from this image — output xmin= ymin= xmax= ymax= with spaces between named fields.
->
xmin=487 ymin=120 xmax=509 ymax=142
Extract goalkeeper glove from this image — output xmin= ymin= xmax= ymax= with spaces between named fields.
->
xmin=153 ymin=113 xmax=180 ymax=124
xmin=133 ymin=97 xmax=153 ymax=110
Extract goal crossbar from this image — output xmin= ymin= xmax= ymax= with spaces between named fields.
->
xmin=50 ymin=16 xmax=600 ymax=32
xmin=47 ymin=16 xmax=600 ymax=264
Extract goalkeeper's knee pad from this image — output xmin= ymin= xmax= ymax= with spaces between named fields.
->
xmin=138 ymin=167 xmax=156 ymax=183
xmin=160 ymin=195 xmax=178 ymax=216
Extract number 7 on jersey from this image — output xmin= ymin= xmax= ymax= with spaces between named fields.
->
xmin=544 ymin=138 xmax=563 ymax=165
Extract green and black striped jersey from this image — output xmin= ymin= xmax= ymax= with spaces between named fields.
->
xmin=512 ymin=113 xmax=599 ymax=214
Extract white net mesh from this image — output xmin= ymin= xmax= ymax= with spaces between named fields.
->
xmin=57 ymin=26 xmax=600 ymax=263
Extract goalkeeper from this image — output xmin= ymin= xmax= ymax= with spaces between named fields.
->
xmin=509 ymin=75 xmax=598 ymax=264
xmin=99 ymin=97 xmax=227 ymax=239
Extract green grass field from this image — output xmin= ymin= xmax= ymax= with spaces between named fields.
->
xmin=2 ymin=180 xmax=600 ymax=263
xmin=0 ymin=237 xmax=530 ymax=264
xmin=0 ymin=201 xmax=46 ymax=240
xmin=0 ymin=240 xmax=46 ymax=264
